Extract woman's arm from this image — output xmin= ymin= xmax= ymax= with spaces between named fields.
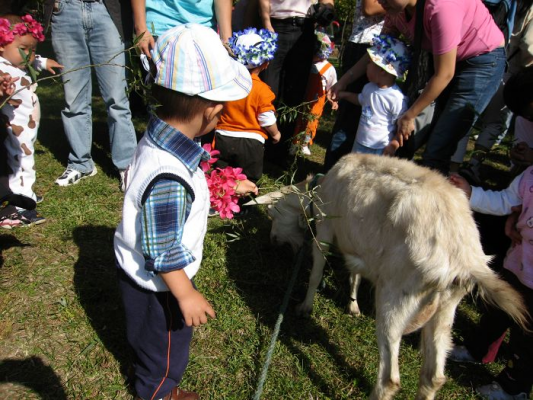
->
xmin=328 ymin=53 xmax=370 ymax=101
xmin=396 ymin=49 xmax=456 ymax=144
xmin=362 ymin=0 xmax=385 ymax=17
xmin=214 ymin=0 xmax=233 ymax=42
xmin=259 ymin=0 xmax=274 ymax=31
xmin=131 ymin=0 xmax=154 ymax=57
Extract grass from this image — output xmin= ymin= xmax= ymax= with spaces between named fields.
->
xmin=0 ymin=62 xmax=523 ymax=399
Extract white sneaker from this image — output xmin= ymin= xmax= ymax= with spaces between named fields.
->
xmin=476 ymin=381 xmax=528 ymax=400
xmin=55 ymin=167 xmax=97 ymax=186
xmin=301 ymin=146 xmax=311 ymax=156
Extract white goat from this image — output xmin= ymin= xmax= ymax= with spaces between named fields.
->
xmin=251 ymin=154 xmax=528 ymax=400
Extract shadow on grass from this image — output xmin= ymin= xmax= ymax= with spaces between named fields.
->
xmin=222 ymin=210 xmax=374 ymax=398
xmin=0 ymin=356 xmax=67 ymax=400
xmin=0 ymin=234 xmax=30 ymax=269
xmin=71 ymin=225 xmax=133 ymax=395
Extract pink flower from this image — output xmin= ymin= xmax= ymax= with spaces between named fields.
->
xmin=200 ymin=143 xmax=220 ymax=172
xmin=12 ymin=24 xmax=28 ymax=36
xmin=205 ymin=166 xmax=248 ymax=219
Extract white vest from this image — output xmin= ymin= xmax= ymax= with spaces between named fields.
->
xmin=114 ymin=134 xmax=210 ymax=291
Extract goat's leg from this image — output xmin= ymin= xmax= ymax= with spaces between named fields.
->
xmin=295 ymin=233 xmax=331 ymax=316
xmin=415 ymin=288 xmax=465 ymax=400
xmin=347 ymin=272 xmax=361 ymax=316
xmin=371 ymin=285 xmax=426 ymax=400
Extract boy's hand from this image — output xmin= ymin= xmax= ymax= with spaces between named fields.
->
xmin=45 ymin=59 xmax=64 ymax=75
xmin=235 ymin=179 xmax=259 ymax=196
xmin=177 ymin=289 xmax=216 ymax=327
xmin=448 ymin=174 xmax=472 ymax=198
xmin=510 ymin=142 xmax=533 ymax=166
xmin=330 ymin=100 xmax=339 ymax=110
xmin=383 ymin=138 xmax=400 ymax=156
xmin=271 ymin=131 xmax=281 ymax=144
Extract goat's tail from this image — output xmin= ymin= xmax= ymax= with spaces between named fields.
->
xmin=470 ymin=265 xmax=530 ymax=332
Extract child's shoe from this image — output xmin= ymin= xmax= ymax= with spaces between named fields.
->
xmin=476 ymin=381 xmax=528 ymax=400
xmin=301 ymin=145 xmax=311 ymax=156
xmin=448 ymin=345 xmax=478 ymax=363
xmin=0 ymin=212 xmax=31 ymax=229
xmin=19 ymin=209 xmax=46 ymax=225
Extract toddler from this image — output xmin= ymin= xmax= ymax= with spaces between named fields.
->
xmin=213 ymin=27 xmax=281 ymax=182
xmin=0 ymin=14 xmax=62 ymax=225
xmin=292 ymin=31 xmax=338 ymax=156
xmin=337 ymin=35 xmax=409 ymax=156
xmin=114 ymin=24 xmax=257 ymax=400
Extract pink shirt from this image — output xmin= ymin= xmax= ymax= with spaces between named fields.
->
xmin=383 ymin=0 xmax=504 ymax=61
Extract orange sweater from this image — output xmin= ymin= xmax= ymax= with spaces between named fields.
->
xmin=216 ymin=74 xmax=276 ymax=140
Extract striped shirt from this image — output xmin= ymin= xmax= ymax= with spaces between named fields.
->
xmin=141 ymin=117 xmax=210 ymax=273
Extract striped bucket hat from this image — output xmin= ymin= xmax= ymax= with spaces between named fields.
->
xmin=151 ymin=23 xmax=252 ymax=101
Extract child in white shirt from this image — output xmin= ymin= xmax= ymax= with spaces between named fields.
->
xmin=337 ymin=35 xmax=409 ymax=156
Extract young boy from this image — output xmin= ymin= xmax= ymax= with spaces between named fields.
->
xmin=292 ymin=31 xmax=338 ymax=156
xmin=114 ymin=24 xmax=256 ymax=400
xmin=0 ymin=14 xmax=62 ymax=225
xmin=213 ymin=28 xmax=281 ymax=182
xmin=336 ymin=35 xmax=410 ymax=156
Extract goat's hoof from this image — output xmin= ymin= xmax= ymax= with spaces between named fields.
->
xmin=346 ymin=302 xmax=361 ymax=316
xmin=295 ymin=302 xmax=312 ymax=317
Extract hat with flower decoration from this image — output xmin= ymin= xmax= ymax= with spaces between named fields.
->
xmin=0 ymin=15 xmax=44 ymax=47
xmin=315 ymin=31 xmax=334 ymax=60
xmin=367 ymin=34 xmax=411 ymax=79
xmin=228 ymin=28 xmax=278 ymax=69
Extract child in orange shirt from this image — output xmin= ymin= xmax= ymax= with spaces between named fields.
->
xmin=291 ymin=31 xmax=338 ymax=156
xmin=214 ymin=28 xmax=280 ymax=182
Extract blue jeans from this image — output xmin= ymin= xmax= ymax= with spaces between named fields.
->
xmin=51 ymin=0 xmax=137 ymax=173
xmin=421 ymin=47 xmax=506 ymax=174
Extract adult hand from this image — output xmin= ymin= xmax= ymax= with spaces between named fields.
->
xmin=396 ymin=113 xmax=415 ymax=146
xmin=505 ymin=205 xmax=522 ymax=246
xmin=45 ymin=59 xmax=64 ymax=75
xmin=136 ymin=30 xmax=155 ymax=58
xmin=328 ymin=80 xmax=345 ymax=102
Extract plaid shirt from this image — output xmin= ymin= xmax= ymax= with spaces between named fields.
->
xmin=141 ymin=117 xmax=210 ymax=273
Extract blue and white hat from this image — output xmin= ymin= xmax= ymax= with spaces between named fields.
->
xmin=229 ymin=27 xmax=278 ymax=69
xmin=315 ymin=31 xmax=334 ymax=60
xmin=151 ymin=24 xmax=252 ymax=101
xmin=367 ymin=34 xmax=411 ymax=78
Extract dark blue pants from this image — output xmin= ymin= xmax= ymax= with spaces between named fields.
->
xmin=118 ymin=268 xmax=193 ymax=400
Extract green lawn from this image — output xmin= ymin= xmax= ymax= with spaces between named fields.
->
xmin=0 ymin=67 xmax=523 ymax=399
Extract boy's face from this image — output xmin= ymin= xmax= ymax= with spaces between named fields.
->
xmin=0 ymin=34 xmax=38 ymax=70
xmin=366 ymin=61 xmax=384 ymax=83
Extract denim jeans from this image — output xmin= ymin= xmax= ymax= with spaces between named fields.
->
xmin=51 ymin=0 xmax=137 ymax=173
xmin=353 ymin=141 xmax=385 ymax=155
xmin=421 ymin=47 xmax=506 ymax=174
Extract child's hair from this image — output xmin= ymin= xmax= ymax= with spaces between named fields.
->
xmin=504 ymin=66 xmax=533 ymax=117
xmin=151 ymin=83 xmax=213 ymax=122
xmin=0 ymin=14 xmax=45 ymax=47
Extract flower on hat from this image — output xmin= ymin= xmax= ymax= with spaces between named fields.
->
xmin=229 ymin=28 xmax=278 ymax=69
xmin=0 ymin=14 xmax=45 ymax=47
xmin=367 ymin=34 xmax=411 ymax=79
xmin=315 ymin=31 xmax=334 ymax=60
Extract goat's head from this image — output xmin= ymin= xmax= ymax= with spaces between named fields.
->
xmin=245 ymin=181 xmax=311 ymax=253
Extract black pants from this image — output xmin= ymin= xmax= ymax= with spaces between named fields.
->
xmin=213 ymin=134 xmax=265 ymax=182
xmin=323 ymin=42 xmax=370 ymax=172
xmin=118 ymin=268 xmax=193 ymax=400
